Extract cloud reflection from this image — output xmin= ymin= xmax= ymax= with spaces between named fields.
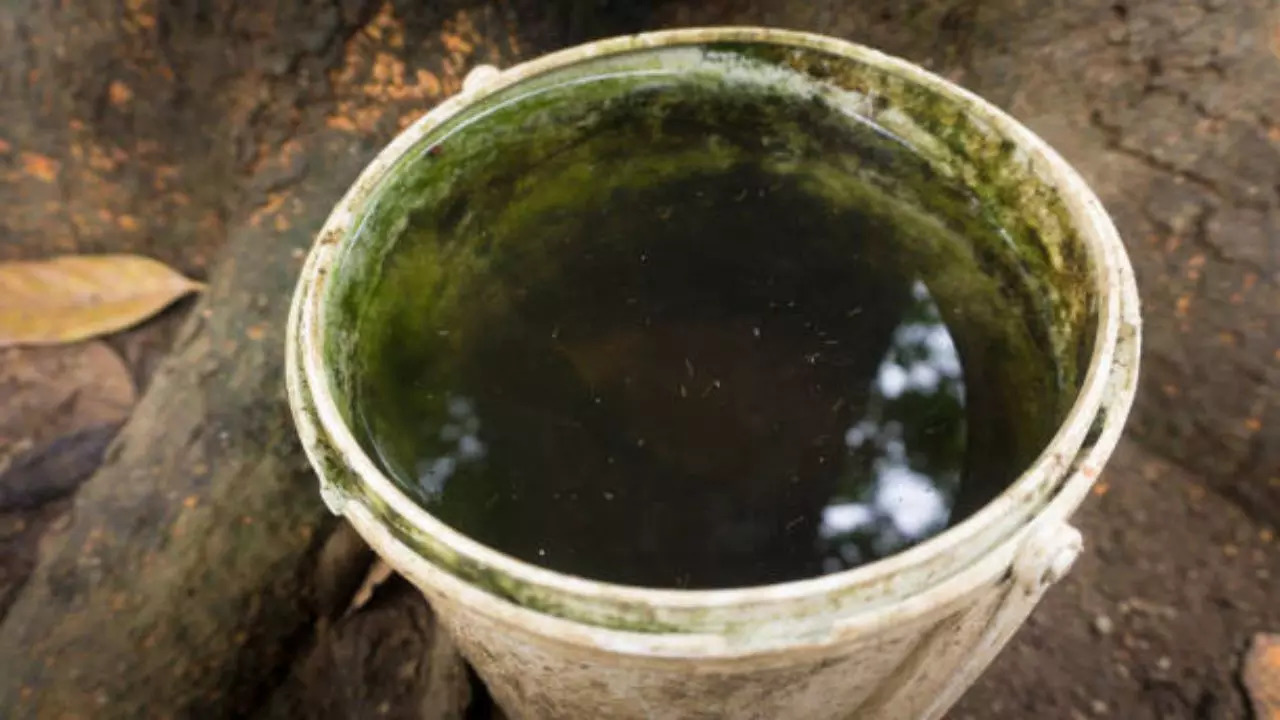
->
xmin=416 ymin=394 xmax=488 ymax=495
xmin=818 ymin=280 xmax=966 ymax=567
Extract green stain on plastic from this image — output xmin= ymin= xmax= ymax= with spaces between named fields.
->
xmin=310 ymin=40 xmax=1098 ymax=631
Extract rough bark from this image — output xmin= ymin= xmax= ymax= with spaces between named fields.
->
xmin=0 ymin=1 xmax=656 ymax=717
xmin=257 ymin=573 xmax=474 ymax=720
xmin=0 ymin=125 xmax=354 ymax=716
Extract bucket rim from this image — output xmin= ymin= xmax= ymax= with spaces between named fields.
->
xmin=286 ymin=26 xmax=1141 ymax=636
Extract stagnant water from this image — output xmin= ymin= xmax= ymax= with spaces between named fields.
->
xmin=345 ymin=59 xmax=1064 ymax=588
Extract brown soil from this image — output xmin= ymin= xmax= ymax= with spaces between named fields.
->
xmin=0 ymin=0 xmax=1275 ymax=718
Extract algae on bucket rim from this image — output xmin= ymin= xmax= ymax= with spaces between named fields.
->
xmin=319 ymin=42 xmax=1098 ymax=590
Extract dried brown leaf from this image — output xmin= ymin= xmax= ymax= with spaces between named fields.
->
xmin=346 ymin=559 xmax=395 ymax=615
xmin=0 ymin=254 xmax=204 ymax=347
xmin=0 ymin=342 xmax=136 ymax=465
xmin=1244 ymin=633 xmax=1280 ymax=720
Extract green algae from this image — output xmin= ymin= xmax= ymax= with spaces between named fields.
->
xmin=310 ymin=39 xmax=1101 ymax=626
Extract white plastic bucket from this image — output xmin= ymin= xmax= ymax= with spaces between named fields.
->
xmin=287 ymin=27 xmax=1141 ymax=720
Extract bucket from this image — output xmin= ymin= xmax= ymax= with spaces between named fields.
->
xmin=286 ymin=28 xmax=1140 ymax=720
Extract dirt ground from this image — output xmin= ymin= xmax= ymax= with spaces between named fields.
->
xmin=0 ymin=0 xmax=1277 ymax=718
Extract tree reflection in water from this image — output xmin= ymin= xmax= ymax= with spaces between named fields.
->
xmin=818 ymin=280 xmax=967 ymax=572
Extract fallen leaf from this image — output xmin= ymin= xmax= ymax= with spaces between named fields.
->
xmin=0 ymin=342 xmax=136 ymax=467
xmin=0 ymin=254 xmax=204 ymax=347
xmin=1249 ymin=627 xmax=1280 ymax=717
xmin=346 ymin=559 xmax=395 ymax=615
xmin=0 ymin=342 xmax=136 ymax=613
xmin=0 ymin=424 xmax=121 ymax=511
xmin=1244 ymin=633 xmax=1280 ymax=720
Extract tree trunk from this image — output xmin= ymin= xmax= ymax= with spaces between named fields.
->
xmin=0 ymin=1 xmax=656 ymax=717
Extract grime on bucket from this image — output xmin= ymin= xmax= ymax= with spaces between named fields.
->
xmin=324 ymin=44 xmax=1093 ymax=590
